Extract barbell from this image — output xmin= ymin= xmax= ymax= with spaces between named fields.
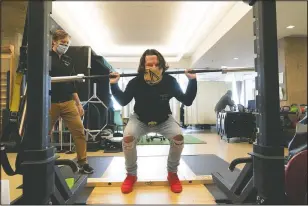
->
xmin=51 ymin=67 xmax=255 ymax=83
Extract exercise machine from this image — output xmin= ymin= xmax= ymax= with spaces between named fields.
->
xmin=1 ymin=146 xmax=88 ymax=205
xmin=212 ymin=0 xmax=307 ymax=204
xmin=212 ymin=157 xmax=256 ymax=203
xmin=1 ymin=4 xmax=28 ymax=152
xmin=212 ymin=118 xmax=307 ymax=204
xmin=0 ymin=2 xmax=88 ymax=204
xmin=217 ymin=111 xmax=256 ymax=144
xmin=213 ymin=0 xmax=287 ymax=204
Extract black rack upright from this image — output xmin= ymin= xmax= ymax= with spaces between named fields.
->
xmin=21 ymin=1 xmax=56 ymax=204
xmin=251 ymin=1 xmax=285 ymax=204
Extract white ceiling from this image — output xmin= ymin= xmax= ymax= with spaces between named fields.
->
xmin=51 ymin=1 xmax=307 ymax=81
xmin=193 ymin=1 xmax=307 ymax=81
xmin=194 ymin=1 xmax=308 ymax=69
xmin=51 ymin=1 xmax=238 ymax=63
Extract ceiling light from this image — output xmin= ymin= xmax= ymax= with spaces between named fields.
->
xmin=233 ymin=57 xmax=239 ymax=60
xmin=286 ymin=25 xmax=295 ymax=29
xmin=52 ymin=1 xmax=229 ymax=62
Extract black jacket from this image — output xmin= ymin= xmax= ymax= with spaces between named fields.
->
xmin=50 ymin=50 xmax=77 ymax=103
xmin=111 ymin=74 xmax=197 ymax=123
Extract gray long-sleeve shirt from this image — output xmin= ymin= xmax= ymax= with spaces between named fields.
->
xmin=214 ymin=93 xmax=235 ymax=113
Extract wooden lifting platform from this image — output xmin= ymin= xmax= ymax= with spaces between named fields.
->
xmin=86 ymin=175 xmax=213 ymax=187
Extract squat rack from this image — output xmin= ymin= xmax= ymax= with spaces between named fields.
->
xmin=21 ymin=0 xmax=284 ymax=204
xmin=249 ymin=1 xmax=285 ymax=204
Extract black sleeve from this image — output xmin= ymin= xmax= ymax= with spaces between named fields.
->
xmin=172 ymin=77 xmax=197 ymax=106
xmin=110 ymin=80 xmax=135 ymax=106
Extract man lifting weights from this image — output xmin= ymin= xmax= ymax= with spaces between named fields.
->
xmin=49 ymin=30 xmax=94 ymax=174
xmin=109 ymin=49 xmax=197 ymax=194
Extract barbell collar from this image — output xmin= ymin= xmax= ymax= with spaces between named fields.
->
xmin=51 ymin=74 xmax=85 ymax=83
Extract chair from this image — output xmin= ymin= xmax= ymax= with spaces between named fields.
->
xmin=237 ymin=104 xmax=245 ymax=113
xmin=145 ymin=132 xmax=166 ymax=142
xmin=112 ymin=110 xmax=126 ymax=137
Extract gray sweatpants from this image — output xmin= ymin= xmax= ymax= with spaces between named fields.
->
xmin=123 ymin=113 xmax=184 ymax=175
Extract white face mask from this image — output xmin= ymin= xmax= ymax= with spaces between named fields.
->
xmin=56 ymin=44 xmax=69 ymax=55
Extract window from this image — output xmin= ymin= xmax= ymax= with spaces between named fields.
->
xmin=111 ymin=95 xmax=122 ymax=111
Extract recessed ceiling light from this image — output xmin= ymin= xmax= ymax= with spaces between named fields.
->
xmin=233 ymin=57 xmax=239 ymax=60
xmin=286 ymin=25 xmax=295 ymax=29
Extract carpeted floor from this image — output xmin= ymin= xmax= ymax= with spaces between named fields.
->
xmin=137 ymin=134 xmax=206 ymax=145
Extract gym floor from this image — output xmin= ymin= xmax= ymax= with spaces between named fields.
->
xmin=1 ymin=130 xmax=289 ymax=204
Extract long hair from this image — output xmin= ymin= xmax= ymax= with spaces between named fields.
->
xmin=137 ymin=49 xmax=169 ymax=73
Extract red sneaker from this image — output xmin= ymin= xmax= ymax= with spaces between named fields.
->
xmin=121 ymin=175 xmax=137 ymax=194
xmin=167 ymin=172 xmax=182 ymax=193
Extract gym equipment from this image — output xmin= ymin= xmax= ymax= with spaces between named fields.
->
xmin=50 ymin=118 xmax=73 ymax=152
xmin=212 ymin=157 xmax=256 ymax=204
xmin=213 ymin=128 xmax=307 ymax=204
xmin=216 ymin=113 xmax=222 ymax=135
xmin=111 ymin=110 xmax=125 ymax=137
xmin=285 ymin=150 xmax=307 ymax=204
xmin=0 ymin=2 xmax=90 ymax=204
xmin=100 ymin=129 xmax=113 ymax=137
xmin=0 ymin=142 xmax=88 ymax=205
xmin=103 ymin=137 xmax=123 ymax=153
xmin=51 ymin=160 xmax=88 ymax=205
xmin=82 ymin=83 xmax=108 ymax=140
xmin=296 ymin=115 xmax=307 ymax=133
xmin=0 ymin=65 xmax=27 ymax=153
xmin=217 ymin=111 xmax=256 ymax=143
xmin=87 ymin=175 xmax=212 ymax=187
xmin=51 ymin=73 xmax=86 ymax=83
xmin=65 ymin=134 xmax=75 ymax=154
xmin=286 ymin=118 xmax=307 ymax=161
xmin=51 ymin=67 xmax=255 ymax=83
xmin=5 ymin=0 xmax=294 ymax=204
xmin=146 ymin=133 xmax=166 ymax=142
xmin=0 ymin=7 xmax=28 ymax=149
xmin=58 ymin=118 xmax=66 ymax=153
xmin=213 ymin=1 xmax=286 ymax=204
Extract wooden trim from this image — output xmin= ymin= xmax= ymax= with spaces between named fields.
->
xmin=1 ymin=45 xmax=14 ymax=54
xmin=86 ymin=175 xmax=213 ymax=187
xmin=1 ymin=44 xmax=15 ymax=107
xmin=10 ymin=48 xmax=15 ymax=107
xmin=1 ymin=54 xmax=13 ymax=59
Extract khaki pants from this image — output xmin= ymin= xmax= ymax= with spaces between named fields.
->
xmin=49 ymin=100 xmax=87 ymax=165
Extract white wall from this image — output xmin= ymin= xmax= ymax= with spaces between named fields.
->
xmin=243 ymin=79 xmax=255 ymax=106
xmin=109 ymin=58 xmax=191 ymax=73
xmin=184 ymin=81 xmax=232 ymax=125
